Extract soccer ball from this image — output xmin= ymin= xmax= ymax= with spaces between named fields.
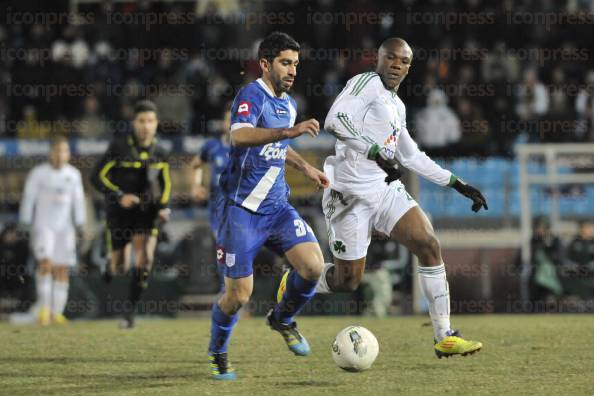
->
xmin=332 ymin=326 xmax=379 ymax=372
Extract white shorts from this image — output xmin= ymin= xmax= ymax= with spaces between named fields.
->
xmin=322 ymin=180 xmax=417 ymax=260
xmin=31 ymin=227 xmax=77 ymax=266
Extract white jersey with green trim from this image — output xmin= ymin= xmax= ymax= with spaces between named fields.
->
xmin=323 ymin=71 xmax=452 ymax=195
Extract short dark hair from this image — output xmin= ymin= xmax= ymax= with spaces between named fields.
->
xmin=258 ymin=31 xmax=300 ymax=63
xmin=134 ymin=100 xmax=158 ymax=116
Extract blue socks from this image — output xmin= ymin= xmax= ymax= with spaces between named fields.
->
xmin=274 ymin=270 xmax=317 ymax=325
xmin=208 ymin=304 xmax=239 ymax=353
xmin=209 ymin=271 xmax=317 ymax=353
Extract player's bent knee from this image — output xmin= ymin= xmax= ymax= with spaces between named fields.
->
xmin=220 ymin=290 xmax=251 ymax=313
xmin=38 ymin=260 xmax=52 ymax=274
xmin=300 ymin=260 xmax=323 ymax=281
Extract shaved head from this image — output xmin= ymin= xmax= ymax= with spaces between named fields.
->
xmin=376 ymin=37 xmax=413 ymax=91
xmin=380 ymin=37 xmax=412 ymax=53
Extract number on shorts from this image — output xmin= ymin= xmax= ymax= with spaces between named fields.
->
xmin=294 ymin=219 xmax=307 ymax=237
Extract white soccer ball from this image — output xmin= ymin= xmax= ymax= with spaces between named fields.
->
xmin=332 ymin=325 xmax=379 ymax=372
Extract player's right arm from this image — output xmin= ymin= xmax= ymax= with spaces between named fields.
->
xmin=231 ymin=120 xmax=320 ymax=147
xmin=324 ymin=73 xmax=382 ymax=157
xmin=229 ymin=88 xmax=319 ymax=147
xmin=19 ymin=166 xmax=40 ymax=226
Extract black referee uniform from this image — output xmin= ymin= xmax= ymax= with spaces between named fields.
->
xmin=92 ymin=133 xmax=171 ymax=251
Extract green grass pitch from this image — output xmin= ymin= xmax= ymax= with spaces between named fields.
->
xmin=1 ymin=315 xmax=592 ymax=395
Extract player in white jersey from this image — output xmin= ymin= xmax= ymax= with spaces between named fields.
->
xmin=319 ymin=38 xmax=488 ymax=358
xmin=19 ymin=136 xmax=86 ymax=325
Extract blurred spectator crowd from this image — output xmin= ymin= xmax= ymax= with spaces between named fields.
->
xmin=529 ymin=217 xmax=594 ymax=303
xmin=0 ymin=0 xmax=594 ymax=156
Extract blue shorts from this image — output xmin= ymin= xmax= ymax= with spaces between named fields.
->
xmin=216 ymin=200 xmax=318 ymax=278
xmin=208 ymin=194 xmax=225 ymax=238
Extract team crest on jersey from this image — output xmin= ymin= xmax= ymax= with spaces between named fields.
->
xmin=225 ymin=253 xmax=236 ymax=267
xmin=237 ymin=101 xmax=251 ymax=116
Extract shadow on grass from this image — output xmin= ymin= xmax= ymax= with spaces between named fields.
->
xmin=281 ymin=380 xmax=335 ymax=387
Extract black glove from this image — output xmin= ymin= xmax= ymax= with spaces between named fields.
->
xmin=369 ymin=144 xmax=402 ymax=184
xmin=451 ymin=178 xmax=488 ymax=212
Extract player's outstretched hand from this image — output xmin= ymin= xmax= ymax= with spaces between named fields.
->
xmin=119 ymin=193 xmax=140 ymax=208
xmin=286 ymin=119 xmax=320 ymax=138
xmin=303 ymin=165 xmax=330 ymax=189
xmin=451 ymin=178 xmax=488 ymax=212
xmin=158 ymin=208 xmax=171 ymax=223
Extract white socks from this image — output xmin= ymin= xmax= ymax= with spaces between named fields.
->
xmin=52 ymin=281 xmax=69 ymax=317
xmin=36 ymin=272 xmax=69 ymax=317
xmin=315 ymin=263 xmax=335 ymax=294
xmin=36 ymin=272 xmax=52 ymax=312
xmin=418 ymin=264 xmax=451 ymax=341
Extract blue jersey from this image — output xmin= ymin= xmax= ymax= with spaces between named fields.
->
xmin=200 ymin=138 xmax=230 ymax=235
xmin=220 ymin=78 xmax=297 ymax=214
xmin=200 ymin=138 xmax=230 ymax=201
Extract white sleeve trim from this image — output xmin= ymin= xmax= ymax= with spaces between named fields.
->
xmin=230 ymin=122 xmax=254 ymax=132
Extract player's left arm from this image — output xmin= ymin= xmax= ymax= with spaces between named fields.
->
xmin=395 ymin=126 xmax=488 ymax=212
xmin=286 ymin=146 xmax=330 ymax=189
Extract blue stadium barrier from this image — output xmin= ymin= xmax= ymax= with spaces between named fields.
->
xmin=419 ymin=158 xmax=592 ymax=218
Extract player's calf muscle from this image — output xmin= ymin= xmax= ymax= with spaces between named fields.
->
xmin=219 ymin=292 xmax=250 ymax=314
xmin=405 ymin=233 xmax=442 ymax=266
xmin=329 ymin=258 xmax=365 ymax=292
xmin=110 ymin=250 xmax=128 ymax=274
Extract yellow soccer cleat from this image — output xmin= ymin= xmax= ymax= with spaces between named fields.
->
xmin=277 ymin=270 xmax=289 ymax=303
xmin=37 ymin=307 xmax=51 ymax=326
xmin=53 ymin=314 xmax=69 ymax=325
xmin=434 ymin=330 xmax=482 ymax=359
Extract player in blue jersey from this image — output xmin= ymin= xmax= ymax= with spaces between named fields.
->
xmin=191 ymin=106 xmax=231 ymax=238
xmin=207 ymin=32 xmax=330 ymax=380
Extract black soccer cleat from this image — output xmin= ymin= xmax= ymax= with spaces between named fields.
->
xmin=208 ymin=352 xmax=237 ymax=380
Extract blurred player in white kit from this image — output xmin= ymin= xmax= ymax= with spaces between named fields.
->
xmin=19 ymin=136 xmax=86 ymax=325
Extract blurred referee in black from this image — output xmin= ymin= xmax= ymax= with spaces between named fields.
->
xmin=92 ymin=100 xmax=171 ymax=328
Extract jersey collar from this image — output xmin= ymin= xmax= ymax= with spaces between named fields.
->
xmin=257 ymin=78 xmax=287 ymax=99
